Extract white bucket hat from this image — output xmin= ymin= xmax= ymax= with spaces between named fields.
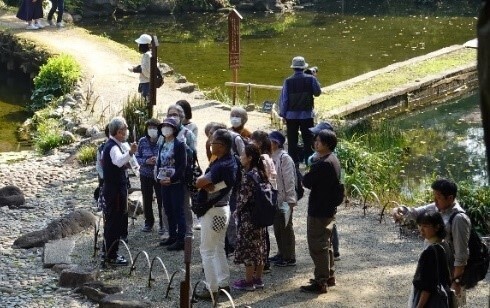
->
xmin=135 ymin=34 xmax=152 ymax=45
xmin=290 ymin=56 xmax=308 ymax=69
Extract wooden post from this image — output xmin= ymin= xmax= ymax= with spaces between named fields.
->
xmin=149 ymin=36 xmax=159 ymax=119
xmin=228 ymin=9 xmax=242 ymax=105
xmin=179 ymin=236 xmax=192 ymax=308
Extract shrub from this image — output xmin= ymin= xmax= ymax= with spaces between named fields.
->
xmin=458 ymin=182 xmax=490 ymax=235
xmin=34 ymin=118 xmax=65 ymax=154
xmin=122 ymin=95 xmax=148 ymax=142
xmin=31 ymin=54 xmax=81 ymax=111
xmin=78 ymin=144 xmax=97 ymax=165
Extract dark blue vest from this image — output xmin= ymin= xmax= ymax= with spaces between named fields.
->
xmin=102 ymin=138 xmax=128 ymax=190
xmin=285 ymin=75 xmax=314 ymax=112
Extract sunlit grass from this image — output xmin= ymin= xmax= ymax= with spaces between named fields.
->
xmin=315 ymin=48 xmax=476 ymax=114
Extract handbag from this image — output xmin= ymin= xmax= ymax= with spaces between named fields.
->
xmin=191 ymin=184 xmax=232 ymax=218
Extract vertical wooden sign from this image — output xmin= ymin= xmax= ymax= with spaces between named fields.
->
xmin=149 ymin=35 xmax=159 ymax=118
xmin=228 ymin=9 xmax=242 ymax=105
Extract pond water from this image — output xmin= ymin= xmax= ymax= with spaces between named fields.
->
xmin=395 ymin=93 xmax=487 ymax=186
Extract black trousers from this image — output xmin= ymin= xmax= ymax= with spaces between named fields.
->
xmin=140 ymin=175 xmax=163 ymax=228
xmin=286 ymin=118 xmax=314 ymax=165
xmin=103 ymin=189 xmax=128 ymax=259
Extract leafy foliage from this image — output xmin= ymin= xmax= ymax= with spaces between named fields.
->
xmin=77 ymin=144 xmax=98 ymax=165
xmin=33 ymin=118 xmax=65 ymax=154
xmin=31 ymin=54 xmax=81 ymax=112
xmin=122 ymin=95 xmax=148 ymax=142
xmin=458 ymin=182 xmax=490 ymax=236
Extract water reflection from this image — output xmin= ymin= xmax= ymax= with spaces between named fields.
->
xmin=395 ymin=93 xmax=487 ymax=185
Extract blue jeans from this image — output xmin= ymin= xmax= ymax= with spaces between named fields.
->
xmin=47 ymin=0 xmax=64 ymax=23
xmin=161 ymin=183 xmax=186 ymax=240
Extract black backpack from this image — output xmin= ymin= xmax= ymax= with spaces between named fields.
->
xmin=248 ymin=172 xmax=278 ymax=227
xmin=449 ymin=211 xmax=490 ymax=289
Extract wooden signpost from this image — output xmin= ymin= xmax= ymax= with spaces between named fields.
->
xmin=149 ymin=36 xmax=159 ymax=118
xmin=228 ymin=9 xmax=242 ymax=105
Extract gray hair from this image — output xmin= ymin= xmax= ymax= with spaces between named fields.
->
xmin=230 ymin=106 xmax=248 ymax=124
xmin=108 ymin=116 xmax=127 ymax=136
xmin=167 ymin=104 xmax=185 ymax=122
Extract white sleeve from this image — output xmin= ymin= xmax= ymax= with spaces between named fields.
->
xmin=110 ymin=145 xmax=131 ymax=167
xmin=235 ymin=136 xmax=245 ymax=157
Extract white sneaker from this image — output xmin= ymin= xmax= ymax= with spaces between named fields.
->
xmin=34 ymin=22 xmax=44 ymax=29
xmin=26 ymin=24 xmax=39 ymax=30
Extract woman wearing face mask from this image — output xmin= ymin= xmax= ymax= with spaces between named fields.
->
xmin=129 ymin=34 xmax=152 ymax=101
xmin=156 ymin=118 xmax=187 ymax=251
xmin=230 ymin=106 xmax=252 ymax=140
xmin=136 ymin=119 xmax=167 ymax=235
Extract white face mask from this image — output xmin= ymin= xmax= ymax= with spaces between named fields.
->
xmin=147 ymin=128 xmax=158 ymax=139
xmin=230 ymin=117 xmax=242 ymax=128
xmin=161 ymin=127 xmax=174 ymax=137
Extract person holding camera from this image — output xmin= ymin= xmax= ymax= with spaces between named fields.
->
xmin=392 ymin=178 xmax=471 ymax=301
xmin=129 ymin=34 xmax=152 ymax=101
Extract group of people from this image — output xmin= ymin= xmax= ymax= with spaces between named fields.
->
xmin=98 ymin=51 xmax=474 ymax=308
xmin=96 ymin=54 xmax=346 ymax=301
xmin=16 ymin=0 xmax=65 ymax=29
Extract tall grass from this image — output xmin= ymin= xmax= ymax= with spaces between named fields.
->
xmin=122 ymin=95 xmax=148 ymax=142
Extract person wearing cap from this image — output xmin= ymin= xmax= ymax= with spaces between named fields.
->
xmin=279 ymin=56 xmax=322 ymax=166
xmin=129 ymin=34 xmax=152 ymax=101
xmin=135 ymin=118 xmax=167 ymax=234
xmin=301 ymin=129 xmax=341 ymax=294
xmin=101 ymin=116 xmax=138 ymax=266
xmin=155 ymin=117 xmax=187 ymax=251
xmin=269 ymin=131 xmax=298 ymax=267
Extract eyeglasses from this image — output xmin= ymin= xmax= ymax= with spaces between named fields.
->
xmin=211 ymin=142 xmax=224 ymax=146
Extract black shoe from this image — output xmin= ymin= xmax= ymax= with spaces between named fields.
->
xmin=106 ymin=255 xmax=129 ymax=266
xmin=300 ymin=282 xmax=327 ymax=294
xmin=167 ymin=240 xmax=185 ymax=251
xmin=159 ymin=237 xmax=177 ymax=246
xmin=268 ymin=254 xmax=282 ymax=263
xmin=274 ymin=259 xmax=296 ymax=267
xmin=141 ymin=225 xmax=153 ymax=232
xmin=263 ymin=262 xmax=271 ymax=274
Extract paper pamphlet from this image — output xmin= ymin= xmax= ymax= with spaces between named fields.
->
xmin=280 ymin=202 xmax=291 ymax=228
xmin=213 ymin=181 xmax=227 ymax=191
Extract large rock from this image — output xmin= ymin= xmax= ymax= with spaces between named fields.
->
xmin=43 ymin=238 xmax=76 ymax=268
xmin=0 ymin=185 xmax=25 ymax=207
xmin=58 ymin=266 xmax=97 ymax=288
xmin=75 ymin=281 xmax=123 ymax=302
xmin=13 ymin=209 xmax=96 ymax=248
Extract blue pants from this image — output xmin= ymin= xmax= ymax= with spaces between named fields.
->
xmin=161 ymin=183 xmax=186 ymax=240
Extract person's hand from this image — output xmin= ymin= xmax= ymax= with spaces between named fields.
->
xmin=129 ymin=142 xmax=138 ymax=155
xmin=392 ymin=206 xmax=406 ymax=223
xmin=146 ymin=156 xmax=156 ymax=165
xmin=160 ymin=178 xmax=171 ymax=186
xmin=128 ymin=67 xmax=133 ymax=73
xmin=451 ymin=282 xmax=462 ymax=296
xmin=203 ymin=183 xmax=215 ymax=192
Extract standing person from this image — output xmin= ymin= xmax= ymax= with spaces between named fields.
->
xmin=230 ymin=106 xmax=252 ymax=140
xmin=410 ymin=211 xmax=452 ymax=308
xmin=233 ymin=144 xmax=269 ymax=291
xmin=250 ymin=130 xmax=277 ymax=272
xmin=392 ymin=178 xmax=471 ymax=300
xmin=176 ymin=99 xmax=201 ymax=230
xmin=47 ymin=0 xmax=64 ymax=27
xmin=269 ymin=131 xmax=297 ymax=267
xmin=166 ymin=104 xmax=197 ymax=236
xmin=136 ymin=119 xmax=166 ymax=234
xmin=16 ymin=0 xmax=44 ymax=30
xmin=301 ymin=129 xmax=341 ymax=294
xmin=101 ymin=116 xmax=137 ymax=266
xmin=308 ymin=122 xmax=342 ymax=261
xmin=195 ymin=129 xmax=237 ymax=301
xmin=156 ymin=118 xmax=187 ymax=251
xmin=129 ymin=34 xmax=152 ymax=101
xmin=94 ymin=124 xmax=109 ymax=204
xmin=279 ymin=56 xmax=322 ymax=166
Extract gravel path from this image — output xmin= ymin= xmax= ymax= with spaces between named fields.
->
xmin=0 ymin=150 xmax=488 ymax=307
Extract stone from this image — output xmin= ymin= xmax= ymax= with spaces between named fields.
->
xmin=175 ymin=75 xmax=187 ymax=83
xmin=176 ymin=83 xmax=196 ymax=93
xmin=43 ymin=239 xmax=75 ymax=268
xmin=75 ymin=285 xmax=107 ymax=302
xmin=51 ymin=263 xmax=76 ymax=274
xmin=58 ymin=267 xmax=97 ymax=288
xmin=99 ymin=294 xmax=150 ymax=308
xmin=62 ymin=131 xmax=76 ymax=144
xmin=13 ymin=210 xmax=96 ymax=248
xmin=245 ymin=104 xmax=255 ymax=112
xmin=159 ymin=63 xmax=173 ymax=76
xmin=86 ymin=126 xmax=100 ymax=137
xmin=74 ymin=124 xmax=91 ymax=136
xmin=0 ymin=185 xmax=25 ymax=207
